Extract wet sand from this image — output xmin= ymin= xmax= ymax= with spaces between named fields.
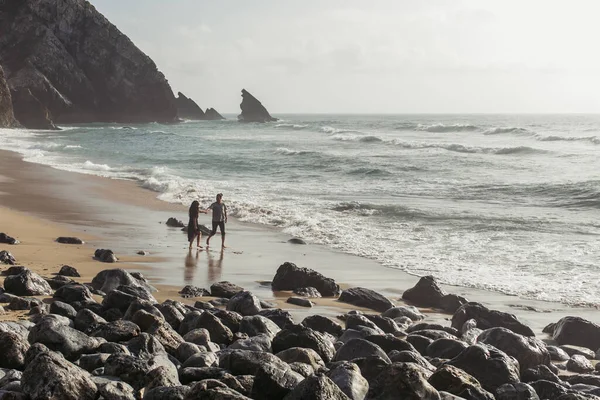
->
xmin=0 ymin=149 xmax=598 ymax=333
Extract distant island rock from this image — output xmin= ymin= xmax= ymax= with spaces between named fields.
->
xmin=238 ymin=89 xmax=277 ymax=123
xmin=0 ymin=66 xmax=18 ymax=128
xmin=176 ymin=92 xmax=225 ymax=121
xmin=0 ymin=0 xmax=178 ymax=128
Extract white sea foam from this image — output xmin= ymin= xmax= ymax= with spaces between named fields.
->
xmin=416 ymin=123 xmax=478 ymax=132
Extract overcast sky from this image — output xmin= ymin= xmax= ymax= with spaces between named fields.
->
xmin=93 ymin=0 xmax=600 ymax=114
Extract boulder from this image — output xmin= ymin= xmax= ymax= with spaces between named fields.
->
xmin=210 ymin=309 xmax=243 ymax=332
xmin=210 ymin=281 xmax=244 ymax=298
xmin=445 ymin=344 xmax=520 ymax=393
xmin=227 ymin=291 xmax=262 ymax=316
xmin=4 ymin=269 xmax=52 ymax=296
xmin=495 ymin=382 xmax=540 ymax=400
xmin=205 ymin=107 xmax=225 ymax=120
xmin=239 ymin=315 xmax=281 ymax=338
xmin=10 ymin=88 xmax=58 ymax=129
xmin=547 ymin=345 xmax=571 ymax=362
xmin=338 ymin=288 xmax=394 ymax=312
xmin=440 ymin=294 xmax=469 ymax=314
xmin=388 ymin=350 xmax=436 ymax=373
xmin=451 ymin=302 xmax=535 ymax=337
xmin=293 ymin=287 xmax=322 ymax=297
xmin=326 ymin=361 xmax=369 ymax=400
xmin=287 ymin=297 xmax=314 ymax=307
xmin=145 ymin=365 xmax=181 ymax=392
xmin=551 ymin=317 xmax=600 ymax=351
xmin=197 ymin=312 xmax=234 ymax=345
xmin=284 ymin=374 xmax=350 ymax=400
xmin=219 ymin=349 xmax=289 ymax=375
xmin=272 ymin=262 xmax=340 ymax=296
xmin=272 ymin=324 xmax=336 ymax=362
xmin=567 ymin=355 xmax=594 ymax=373
xmin=46 ymin=275 xmax=77 ymax=290
xmin=74 ymin=308 xmax=107 ymax=333
xmin=276 ymin=347 xmax=325 ymax=372
xmin=0 ymin=66 xmax=18 ymax=127
xmin=157 ymin=302 xmax=185 ymax=331
xmin=362 ymin=315 xmax=401 ymax=334
xmin=528 ymin=380 xmax=568 ymax=399
xmin=95 ymin=378 xmax=137 ymax=400
xmin=237 ymin=89 xmax=277 ymax=123
xmin=302 ymin=315 xmax=343 ymax=337
xmin=146 ymin=320 xmax=186 ymax=355
xmin=7 ymin=296 xmax=44 ymax=311
xmin=229 ymin=334 xmax=272 ymax=353
xmin=0 ymin=331 xmax=29 ymax=369
xmin=382 ymin=305 xmax=424 ymax=321
xmin=402 ymin=275 xmax=447 ymax=308
xmin=90 ymin=320 xmax=141 ymax=342
xmin=407 ymin=323 xmax=460 ymax=337
xmin=521 ymin=365 xmax=561 ymax=384
xmin=179 ymin=285 xmax=210 ymax=298
xmin=365 ymin=335 xmax=416 ymax=354
xmin=49 ymin=300 xmax=77 ymax=319
xmin=260 ymin=309 xmax=295 ymax=329
xmin=78 ymin=353 xmax=110 ymax=372
xmin=104 ymin=353 xmax=152 ymax=390
xmin=428 ymin=365 xmax=494 ymax=400
xmin=58 ymin=265 xmax=81 ymax=276
xmin=251 ymin=363 xmax=304 ymax=400
xmin=477 ymin=327 xmax=550 ymax=371
xmin=185 ymin=379 xmax=250 ymax=399
xmin=56 ymin=237 xmax=85 ymax=245
xmin=367 ymin=362 xmax=440 ymax=399
xmin=0 ymin=251 xmax=16 ymax=265
xmin=0 ymin=233 xmax=19 ymax=245
xmin=91 ymin=268 xmax=156 ymax=293
xmin=175 ymin=92 xmax=205 ymax=120
xmin=22 ymin=349 xmax=97 ymax=400
xmin=561 ymin=345 xmax=596 ymax=359
xmin=335 ymin=338 xmax=390 ymax=363
xmin=94 ymin=249 xmax=118 ymax=263
xmin=144 ymin=386 xmax=191 ymax=400
xmin=127 ymin=333 xmax=167 ymax=358
xmin=54 ymin=283 xmax=96 ymax=304
xmin=426 ymin=338 xmax=468 ymax=360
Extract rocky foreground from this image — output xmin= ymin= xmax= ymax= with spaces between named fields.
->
xmin=1 ymin=239 xmax=600 ymax=399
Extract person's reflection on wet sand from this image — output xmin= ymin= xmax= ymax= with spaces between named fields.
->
xmin=207 ymin=248 xmax=224 ymax=283
xmin=184 ymin=248 xmax=201 ymax=283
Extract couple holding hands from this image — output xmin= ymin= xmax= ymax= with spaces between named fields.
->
xmin=188 ymin=193 xmax=227 ymax=249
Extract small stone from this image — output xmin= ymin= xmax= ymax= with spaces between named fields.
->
xmin=56 ymin=237 xmax=84 ymax=245
xmin=287 ymin=297 xmax=314 ymax=307
xmin=58 ymin=265 xmax=81 ymax=277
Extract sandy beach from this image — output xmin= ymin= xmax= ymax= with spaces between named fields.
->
xmin=0 ymin=149 xmax=598 ymax=333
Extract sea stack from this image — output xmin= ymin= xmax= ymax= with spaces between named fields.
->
xmin=205 ymin=108 xmax=225 ymax=120
xmin=0 ymin=0 xmax=178 ymax=127
xmin=176 ymin=92 xmax=206 ymax=120
xmin=0 ymin=66 xmax=17 ymax=128
xmin=238 ymin=89 xmax=277 ymax=123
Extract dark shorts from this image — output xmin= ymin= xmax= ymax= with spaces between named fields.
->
xmin=211 ymin=221 xmax=225 ymax=235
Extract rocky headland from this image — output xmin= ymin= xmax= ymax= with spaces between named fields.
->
xmin=0 ymin=0 xmax=178 ymax=128
xmin=238 ymin=89 xmax=277 ymax=123
xmin=1 ymin=230 xmax=599 ymax=399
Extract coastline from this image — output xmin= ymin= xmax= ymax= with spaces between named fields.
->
xmin=0 ymin=148 xmax=597 ymax=334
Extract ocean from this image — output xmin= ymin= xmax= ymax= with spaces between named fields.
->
xmin=1 ymin=114 xmax=599 ymax=306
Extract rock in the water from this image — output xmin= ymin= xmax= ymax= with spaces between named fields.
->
xmin=237 ymin=89 xmax=277 ymax=123
xmin=22 ymin=349 xmax=97 ymax=400
xmin=0 ymin=0 xmax=177 ymax=124
xmin=0 ymin=233 xmax=19 ymax=245
xmin=293 ymin=287 xmax=322 ymax=298
xmin=451 ymin=302 xmax=535 ymax=337
xmin=4 ymin=269 xmax=52 ymax=296
xmin=273 ymin=324 xmax=336 ymax=363
xmin=58 ymin=265 xmax=81 ymax=277
xmin=495 ymin=382 xmax=540 ymax=400
xmin=551 ymin=316 xmax=600 ymax=351
xmin=477 ymin=327 xmax=550 ymax=371
xmin=338 ymin=287 xmax=394 ymax=312
xmin=179 ymin=285 xmax=210 ymax=299
xmin=205 ymin=107 xmax=225 ymax=120
xmin=402 ymin=275 xmax=447 ymax=308
xmin=287 ymin=297 xmax=314 ymax=308
xmin=445 ymin=344 xmax=520 ymax=393
xmin=0 ymin=66 xmax=18 ymax=128
xmin=272 ymin=262 xmax=340 ymax=297
xmin=367 ymin=362 xmax=440 ymax=399
xmin=211 ymin=281 xmax=244 ymax=298
xmin=428 ymin=365 xmax=494 ymax=400
xmin=56 ymin=237 xmax=85 ymax=245
xmin=94 ymin=249 xmax=118 ymax=263
xmin=227 ymin=290 xmax=262 ymax=316
xmin=0 ymin=250 xmax=16 ymax=265
xmin=176 ymin=92 xmax=205 ymax=120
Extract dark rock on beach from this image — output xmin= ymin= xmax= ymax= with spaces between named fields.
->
xmin=227 ymin=290 xmax=262 ymax=316
xmin=273 ymin=324 xmax=336 ymax=363
xmin=0 ymin=66 xmax=18 ymax=128
xmin=287 ymin=297 xmax=314 ymax=307
xmin=94 ymin=249 xmax=118 ymax=263
xmin=0 ymin=233 xmax=19 ymax=245
xmin=288 ymin=238 xmax=307 ymax=245
xmin=451 ymin=302 xmax=535 ymax=337
xmin=429 ymin=364 xmax=495 ymax=400
xmin=91 ymin=268 xmax=155 ymax=293
xmin=0 ymin=0 xmax=178 ymax=124
xmin=56 ymin=237 xmax=85 ymax=245
xmin=550 ymin=316 xmax=600 ymax=351
xmin=58 ymin=265 xmax=81 ymax=277
xmin=178 ymin=285 xmax=210 ymax=298
xmin=477 ymin=327 xmax=550 ymax=371
xmin=238 ymin=89 xmax=277 ymax=123
xmin=0 ymin=250 xmax=16 ymax=265
xmin=272 ymin=262 xmax=340 ymax=296
xmin=211 ymin=281 xmax=244 ymax=298
xmin=367 ymin=362 xmax=440 ymax=399
xmin=284 ymin=374 xmax=350 ymax=400
xmin=338 ymin=287 xmax=394 ymax=312
xmin=166 ymin=217 xmax=185 ymax=227
xmin=302 ymin=315 xmax=343 ymax=337
xmin=4 ymin=269 xmax=53 ymax=296
xmin=402 ymin=275 xmax=447 ymax=308
xmin=293 ymin=287 xmax=322 ymax=298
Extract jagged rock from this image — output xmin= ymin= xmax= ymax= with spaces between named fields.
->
xmin=239 ymin=315 xmax=281 ymax=338
xmin=157 ymin=302 xmax=185 ymax=331
xmin=326 ymin=361 xmax=369 ymax=400
xmin=446 ymin=344 xmax=520 ymax=393
xmin=10 ymin=88 xmax=58 ymax=129
xmin=146 ymin=320 xmax=185 ymax=355
xmin=179 ymin=285 xmax=210 ymax=299
xmin=0 ymin=331 xmax=29 ymax=369
xmin=251 ymin=363 xmax=304 ymax=400
xmin=451 ymin=302 xmax=535 ymax=337
xmin=91 ymin=268 xmax=156 ymax=294
xmin=0 ymin=0 xmax=177 ymax=124
xmin=127 ymin=333 xmax=166 ymax=359
xmin=259 ymin=309 xmax=295 ymax=329
xmin=186 ymin=311 xmax=233 ymax=345
xmin=367 ymin=362 xmax=440 ymax=399
xmin=210 ymin=281 xmax=244 ymax=298
xmin=4 ymin=269 xmax=52 ymax=296
xmin=0 ymin=251 xmax=16 ymax=265
xmin=302 ymin=315 xmax=343 ymax=337
xmin=56 ymin=237 xmax=85 ymax=245
xmin=273 ymin=324 xmax=336 ymax=362
xmin=429 ymin=365 xmax=494 ymax=400
xmin=0 ymin=66 xmax=18 ymax=127
xmin=185 ymin=379 xmax=250 ymax=399
xmin=477 ymin=327 xmax=550 ymax=371
xmin=95 ymin=378 xmax=137 ymax=400
xmin=567 ymin=355 xmax=594 ymax=373
xmin=551 ymin=317 xmax=600 ymax=351
xmin=402 ymin=275 xmax=447 ymax=308
xmin=229 ymin=334 xmax=272 ymax=352
xmin=0 ymin=233 xmax=19 ymax=245
xmin=495 ymin=382 xmax=540 ymax=400
xmin=90 ymin=320 xmax=140 ymax=342
xmin=0 ymin=321 xmax=30 ymax=339
xmin=293 ymin=287 xmax=322 ymax=298
xmin=440 ymin=294 xmax=469 ymax=314
xmin=104 ymin=353 xmax=152 ymax=390
xmin=28 ymin=315 xmax=104 ymax=360
xmin=74 ymin=309 xmax=107 ymax=333
xmin=381 ymin=305 xmax=424 ymax=321
xmin=144 ymin=385 xmax=191 ymax=400
xmin=227 ymin=291 xmax=262 ymax=316
xmin=211 ymin=309 xmax=243 ymax=332
xmin=58 ymin=265 xmax=81 ymax=277
xmin=426 ymin=338 xmax=468 ymax=360
xmin=272 ymin=262 xmax=340 ymax=296
xmin=94 ymin=249 xmax=118 ymax=263
xmin=284 ymin=374 xmax=350 ymax=400
xmin=46 ymin=275 xmax=77 ymax=290
xmin=145 ymin=365 xmax=181 ymax=392
xmin=238 ymin=89 xmax=277 ymax=123
xmin=219 ymin=349 xmax=289 ymax=375
xmin=334 ymin=338 xmax=390 ymax=363
xmin=287 ymin=297 xmax=314 ymax=307
xmin=338 ymin=288 xmax=394 ymax=312
xmin=49 ymin=300 xmax=77 ymax=319
xmin=54 ymin=283 xmax=96 ymax=304
xmin=78 ymin=353 xmax=110 ymax=372
xmin=205 ymin=107 xmax=225 ymax=120
xmin=22 ymin=349 xmax=97 ymax=399
xmin=176 ymin=92 xmax=205 ymax=120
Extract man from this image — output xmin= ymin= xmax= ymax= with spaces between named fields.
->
xmin=206 ymin=193 xmax=228 ymax=248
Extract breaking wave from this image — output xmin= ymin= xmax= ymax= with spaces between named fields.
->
xmin=416 ymin=123 xmax=479 ymax=133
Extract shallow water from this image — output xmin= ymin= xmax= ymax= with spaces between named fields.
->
xmin=1 ymin=114 xmax=599 ymax=305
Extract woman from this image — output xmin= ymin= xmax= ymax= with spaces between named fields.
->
xmin=187 ymin=200 xmax=206 ymax=249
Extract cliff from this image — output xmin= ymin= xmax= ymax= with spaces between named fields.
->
xmin=175 ymin=92 xmax=205 ymax=120
xmin=0 ymin=0 xmax=178 ymax=126
xmin=0 ymin=65 xmax=17 ymax=127
xmin=205 ymin=107 xmax=225 ymax=120
xmin=238 ymin=89 xmax=277 ymax=123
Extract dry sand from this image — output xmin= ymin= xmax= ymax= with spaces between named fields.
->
xmin=0 ymin=149 xmax=598 ymax=334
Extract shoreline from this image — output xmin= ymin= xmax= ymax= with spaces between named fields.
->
xmin=0 ymin=148 xmax=598 ymax=334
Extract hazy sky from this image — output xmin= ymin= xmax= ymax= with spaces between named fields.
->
xmin=93 ymin=0 xmax=600 ymax=114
